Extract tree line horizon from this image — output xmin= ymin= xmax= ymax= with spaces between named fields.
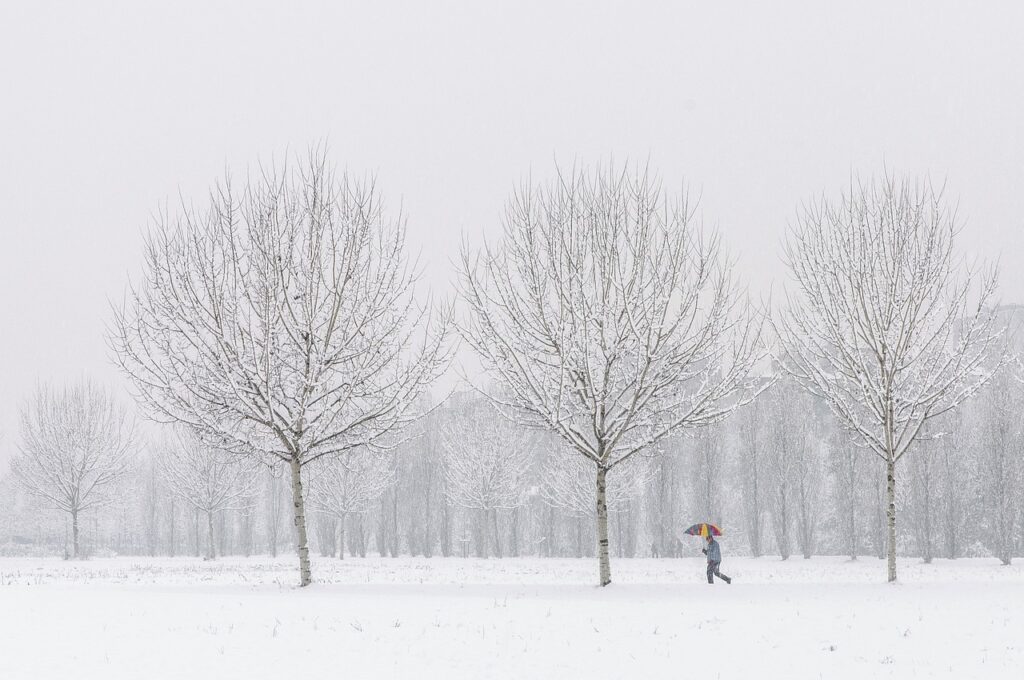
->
xmin=3 ymin=148 xmax=1017 ymax=588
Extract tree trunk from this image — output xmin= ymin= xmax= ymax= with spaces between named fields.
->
xmin=377 ymin=498 xmax=387 ymax=557
xmin=338 ymin=513 xmax=346 ymax=560
xmin=217 ymin=512 xmax=227 ymax=557
xmin=491 ymin=508 xmax=503 ymax=558
xmin=390 ymin=488 xmax=400 ymax=557
xmin=848 ymin=457 xmax=857 ymax=560
xmin=545 ymin=504 xmax=556 ymax=557
xmin=777 ymin=489 xmax=790 ymax=560
xmin=169 ymin=498 xmax=176 ymax=558
xmin=423 ymin=476 xmax=433 ymax=558
xmin=596 ymin=466 xmax=612 ymax=587
xmin=510 ymin=506 xmax=520 ymax=558
xmin=440 ymin=501 xmax=452 ymax=557
xmin=657 ymin=461 xmax=669 ymax=558
xmin=206 ymin=510 xmax=216 ymax=560
xmin=71 ymin=509 xmax=80 ymax=559
xmin=242 ymin=503 xmax=254 ymax=557
xmin=751 ymin=470 xmax=762 ymax=558
xmin=847 ymin=446 xmax=856 ymax=561
xmin=922 ymin=474 xmax=933 ymax=564
xmin=356 ymin=514 xmax=368 ymax=557
xmin=289 ymin=456 xmax=312 ymax=587
xmin=886 ymin=457 xmax=897 ymax=583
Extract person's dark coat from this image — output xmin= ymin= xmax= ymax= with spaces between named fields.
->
xmin=705 ymin=537 xmax=721 ymax=563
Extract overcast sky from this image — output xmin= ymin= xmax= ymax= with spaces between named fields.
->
xmin=2 ymin=1 xmax=1023 ymax=469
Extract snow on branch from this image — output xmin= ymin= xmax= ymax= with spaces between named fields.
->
xmin=776 ymin=174 xmax=1006 ymax=464
xmin=459 ymin=162 xmax=765 ymax=471
xmin=110 ymin=148 xmax=454 ymax=467
xmin=439 ymin=395 xmax=535 ymax=512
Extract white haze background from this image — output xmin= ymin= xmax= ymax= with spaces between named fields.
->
xmin=2 ymin=0 xmax=1023 ymax=469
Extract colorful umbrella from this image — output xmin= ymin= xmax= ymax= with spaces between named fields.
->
xmin=683 ymin=523 xmax=722 ymax=538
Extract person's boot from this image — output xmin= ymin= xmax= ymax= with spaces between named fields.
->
xmin=725 ymin=576 xmax=732 ymax=584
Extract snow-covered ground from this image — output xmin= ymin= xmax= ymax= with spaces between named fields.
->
xmin=2 ymin=555 xmax=1021 ymax=679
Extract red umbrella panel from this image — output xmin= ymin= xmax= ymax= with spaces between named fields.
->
xmin=683 ymin=523 xmax=722 ymax=538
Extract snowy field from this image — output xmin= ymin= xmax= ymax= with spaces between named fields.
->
xmin=2 ymin=555 xmax=1022 ymax=680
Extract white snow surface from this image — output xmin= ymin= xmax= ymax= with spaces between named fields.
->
xmin=1 ymin=555 xmax=1021 ymax=679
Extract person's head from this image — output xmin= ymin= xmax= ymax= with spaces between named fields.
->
xmin=705 ymin=534 xmax=713 ymax=543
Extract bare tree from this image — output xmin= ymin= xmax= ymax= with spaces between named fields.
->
xmin=906 ymin=426 xmax=940 ymax=563
xmin=763 ymin=380 xmax=822 ymax=559
xmin=827 ymin=431 xmax=864 ymax=560
xmin=936 ymin=415 xmax=970 ymax=559
xmin=262 ymin=467 xmax=286 ymax=557
xmin=158 ymin=427 xmax=259 ymax=559
xmin=791 ymin=420 xmax=824 ymax=560
xmin=459 ymin=163 xmax=762 ymax=585
xmin=647 ymin=446 xmax=683 ymax=558
xmin=440 ymin=396 xmax=534 ymax=558
xmin=541 ymin=448 xmax=650 ymax=517
xmin=974 ymin=370 xmax=1024 ymax=564
xmin=686 ymin=429 xmax=725 ymax=540
xmin=539 ymin=445 xmax=651 ymax=528
xmin=735 ymin=394 xmax=768 ymax=557
xmin=777 ymin=175 xmax=1004 ymax=581
xmin=307 ymin=449 xmax=395 ymax=559
xmin=11 ymin=380 xmax=134 ymax=558
xmin=765 ymin=387 xmax=797 ymax=559
xmin=111 ymin=149 xmax=452 ymax=585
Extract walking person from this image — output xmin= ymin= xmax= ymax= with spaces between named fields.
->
xmin=703 ymin=534 xmax=732 ymax=584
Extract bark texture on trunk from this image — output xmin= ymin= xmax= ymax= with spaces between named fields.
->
xmin=289 ymin=456 xmax=312 ymax=587
xmin=596 ymin=466 xmax=611 ymax=587
xmin=886 ymin=457 xmax=898 ymax=583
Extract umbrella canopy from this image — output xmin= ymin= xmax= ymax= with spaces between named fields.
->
xmin=683 ymin=523 xmax=722 ymax=538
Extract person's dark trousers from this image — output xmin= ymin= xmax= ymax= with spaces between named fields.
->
xmin=707 ymin=561 xmax=731 ymax=584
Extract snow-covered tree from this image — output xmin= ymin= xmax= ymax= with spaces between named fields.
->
xmin=906 ymin=425 xmax=940 ymax=563
xmin=973 ymin=371 xmax=1024 ymax=564
xmin=440 ymin=396 xmax=534 ymax=558
xmin=765 ymin=391 xmax=797 ymax=560
xmin=460 ymin=163 xmax=763 ymax=585
xmin=262 ymin=467 xmax=287 ymax=557
xmin=158 ymin=427 xmax=259 ymax=559
xmin=307 ymin=449 xmax=395 ymax=559
xmin=791 ymin=422 xmax=824 ymax=559
xmin=111 ymin=149 xmax=452 ymax=585
xmin=685 ymin=429 xmax=725 ymax=538
xmin=647 ymin=447 xmax=684 ymax=558
xmin=735 ymin=393 xmax=768 ymax=557
xmin=763 ymin=380 xmax=823 ymax=559
xmin=539 ymin=444 xmax=651 ymax=523
xmin=826 ymin=430 xmax=864 ymax=559
xmin=935 ymin=413 xmax=971 ymax=559
xmin=11 ymin=380 xmax=134 ymax=558
xmin=777 ymin=175 xmax=1004 ymax=581
xmin=402 ymin=399 xmax=447 ymax=557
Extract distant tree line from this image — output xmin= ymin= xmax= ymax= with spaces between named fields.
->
xmin=0 ymin=152 xmax=1019 ymax=587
